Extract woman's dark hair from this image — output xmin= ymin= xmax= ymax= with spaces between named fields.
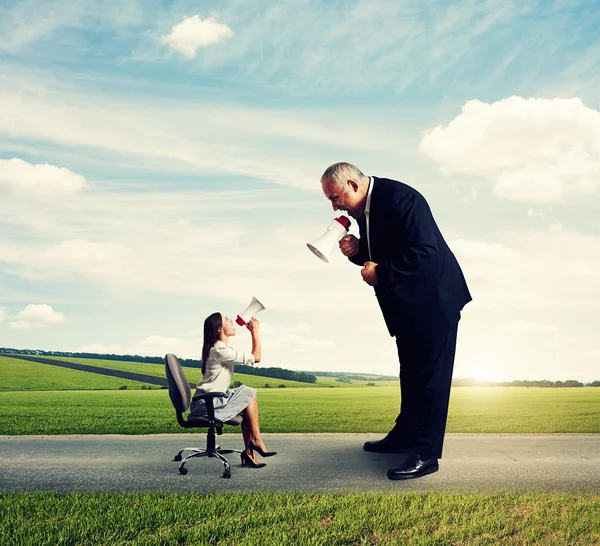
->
xmin=201 ymin=312 xmax=222 ymax=375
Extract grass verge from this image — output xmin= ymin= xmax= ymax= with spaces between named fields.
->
xmin=1 ymin=387 xmax=599 ymax=435
xmin=0 ymin=491 xmax=598 ymax=545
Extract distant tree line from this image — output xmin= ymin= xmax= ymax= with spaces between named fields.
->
xmin=452 ymin=377 xmax=599 ymax=387
xmin=0 ymin=347 xmax=168 ymax=364
xmin=307 ymin=370 xmax=398 ymax=381
xmin=314 ymin=370 xmax=600 ymax=387
xmin=507 ymin=379 xmax=587 ymax=388
xmin=232 ymin=364 xmax=316 ymax=384
xmin=0 ymin=347 xmax=317 ymax=384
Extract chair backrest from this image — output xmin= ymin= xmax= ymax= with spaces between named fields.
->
xmin=165 ymin=353 xmax=192 ymax=413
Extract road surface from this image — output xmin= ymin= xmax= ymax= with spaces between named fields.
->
xmin=1 ymin=433 xmax=598 ymax=493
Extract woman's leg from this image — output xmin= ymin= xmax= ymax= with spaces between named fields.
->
xmin=240 ymin=410 xmax=252 ymax=451
xmin=241 ymin=395 xmax=270 ymax=456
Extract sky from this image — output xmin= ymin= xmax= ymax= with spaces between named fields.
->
xmin=1 ymin=0 xmax=599 ymax=382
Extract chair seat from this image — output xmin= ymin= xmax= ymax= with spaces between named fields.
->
xmin=187 ymin=413 xmax=243 ymax=427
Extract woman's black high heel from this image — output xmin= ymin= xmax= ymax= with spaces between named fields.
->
xmin=241 ymin=451 xmax=266 ymax=468
xmin=249 ymin=441 xmax=277 ymax=457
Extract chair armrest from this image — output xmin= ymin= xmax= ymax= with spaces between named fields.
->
xmin=194 ymin=391 xmax=225 ymax=400
xmin=193 ymin=391 xmax=225 ymax=421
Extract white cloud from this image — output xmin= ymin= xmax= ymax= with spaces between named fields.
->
xmin=161 ymin=15 xmax=233 ymax=57
xmin=420 ymin=96 xmax=600 ymax=203
xmin=79 ymin=335 xmax=200 ymax=361
xmin=527 ymin=207 xmax=550 ymax=218
xmin=9 ymin=303 xmax=67 ymax=330
xmin=78 ymin=343 xmax=125 ymax=354
xmin=503 ymin=321 xmax=561 ymax=334
xmin=9 ymin=321 xmax=33 ymax=331
xmin=265 ymin=333 xmax=336 ymax=351
xmin=16 ymin=304 xmax=66 ymax=324
xmin=0 ymin=306 xmax=8 ymax=324
xmin=37 ymin=239 xmax=130 ymax=279
xmin=0 ymin=158 xmax=87 ymax=197
xmin=450 ymin=239 xmax=514 ymax=261
xmin=128 ymin=335 xmax=185 ymax=357
xmin=452 ymin=225 xmax=600 ymax=312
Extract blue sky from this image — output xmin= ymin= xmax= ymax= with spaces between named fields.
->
xmin=1 ymin=0 xmax=599 ymax=381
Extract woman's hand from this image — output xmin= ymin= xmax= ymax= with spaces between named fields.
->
xmin=246 ymin=317 xmax=260 ymax=334
xmin=339 ymin=234 xmax=359 ymax=257
xmin=247 ymin=317 xmax=261 ymax=363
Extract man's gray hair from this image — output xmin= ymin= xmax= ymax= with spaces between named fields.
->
xmin=321 ymin=162 xmax=367 ymax=189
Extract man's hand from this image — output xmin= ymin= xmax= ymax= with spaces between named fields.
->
xmin=361 ymin=261 xmax=379 ymax=286
xmin=339 ymin=235 xmax=359 ymax=257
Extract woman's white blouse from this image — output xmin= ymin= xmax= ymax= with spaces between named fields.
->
xmin=195 ymin=340 xmax=255 ymax=393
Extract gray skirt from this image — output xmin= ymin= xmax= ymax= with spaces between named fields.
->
xmin=190 ymin=385 xmax=257 ymax=423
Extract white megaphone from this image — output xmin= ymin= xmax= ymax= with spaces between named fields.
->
xmin=307 ymin=216 xmax=351 ymax=263
xmin=236 ymin=296 xmax=266 ymax=326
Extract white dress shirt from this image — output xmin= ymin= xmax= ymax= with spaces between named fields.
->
xmin=195 ymin=340 xmax=255 ymax=393
xmin=364 ymin=176 xmax=375 ymax=260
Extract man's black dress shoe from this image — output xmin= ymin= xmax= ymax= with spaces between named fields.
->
xmin=363 ymin=434 xmax=409 ymax=453
xmin=386 ymin=454 xmax=439 ymax=480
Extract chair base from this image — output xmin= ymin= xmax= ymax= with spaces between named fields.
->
xmin=174 ymin=447 xmax=243 ymax=479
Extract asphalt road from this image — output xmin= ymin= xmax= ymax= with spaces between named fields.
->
xmin=0 ymin=433 xmax=598 ymax=493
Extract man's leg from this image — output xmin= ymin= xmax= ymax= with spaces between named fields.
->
xmin=363 ymin=336 xmax=414 ymax=453
xmin=391 ymin=334 xmax=419 ymax=446
xmin=411 ymin=325 xmax=458 ymax=459
xmin=387 ymin=325 xmax=458 ymax=479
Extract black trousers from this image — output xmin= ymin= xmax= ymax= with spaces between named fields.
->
xmin=390 ymin=324 xmax=459 ymax=460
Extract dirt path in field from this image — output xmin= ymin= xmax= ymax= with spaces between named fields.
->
xmin=1 ymin=433 xmax=598 ymax=493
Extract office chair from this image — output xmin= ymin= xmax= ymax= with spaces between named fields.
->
xmin=164 ymin=353 xmax=243 ymax=479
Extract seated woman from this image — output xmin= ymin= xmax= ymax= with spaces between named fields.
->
xmin=190 ymin=312 xmax=276 ymax=468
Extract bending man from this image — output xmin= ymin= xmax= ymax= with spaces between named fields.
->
xmin=320 ymin=162 xmax=471 ymax=480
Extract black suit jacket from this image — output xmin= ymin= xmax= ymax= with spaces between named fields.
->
xmin=349 ymin=177 xmax=472 ymax=345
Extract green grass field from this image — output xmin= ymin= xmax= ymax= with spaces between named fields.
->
xmin=0 ymin=357 xmax=158 ymax=391
xmin=1 ymin=354 xmax=599 ymax=435
xmin=0 ymin=491 xmax=597 ymax=545
xmin=1 ymin=355 xmax=384 ymax=389
xmin=1 ymin=385 xmax=598 ymax=435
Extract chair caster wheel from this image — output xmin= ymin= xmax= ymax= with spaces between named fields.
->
xmin=173 ymin=454 xmax=182 ymax=462
xmin=179 ymin=466 xmax=188 ymax=475
xmin=223 ymin=469 xmax=231 ymax=479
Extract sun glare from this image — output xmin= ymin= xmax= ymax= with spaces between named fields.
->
xmin=460 ymin=352 xmax=505 ymax=383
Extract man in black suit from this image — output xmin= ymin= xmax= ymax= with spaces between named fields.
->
xmin=320 ymin=162 xmax=472 ymax=480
